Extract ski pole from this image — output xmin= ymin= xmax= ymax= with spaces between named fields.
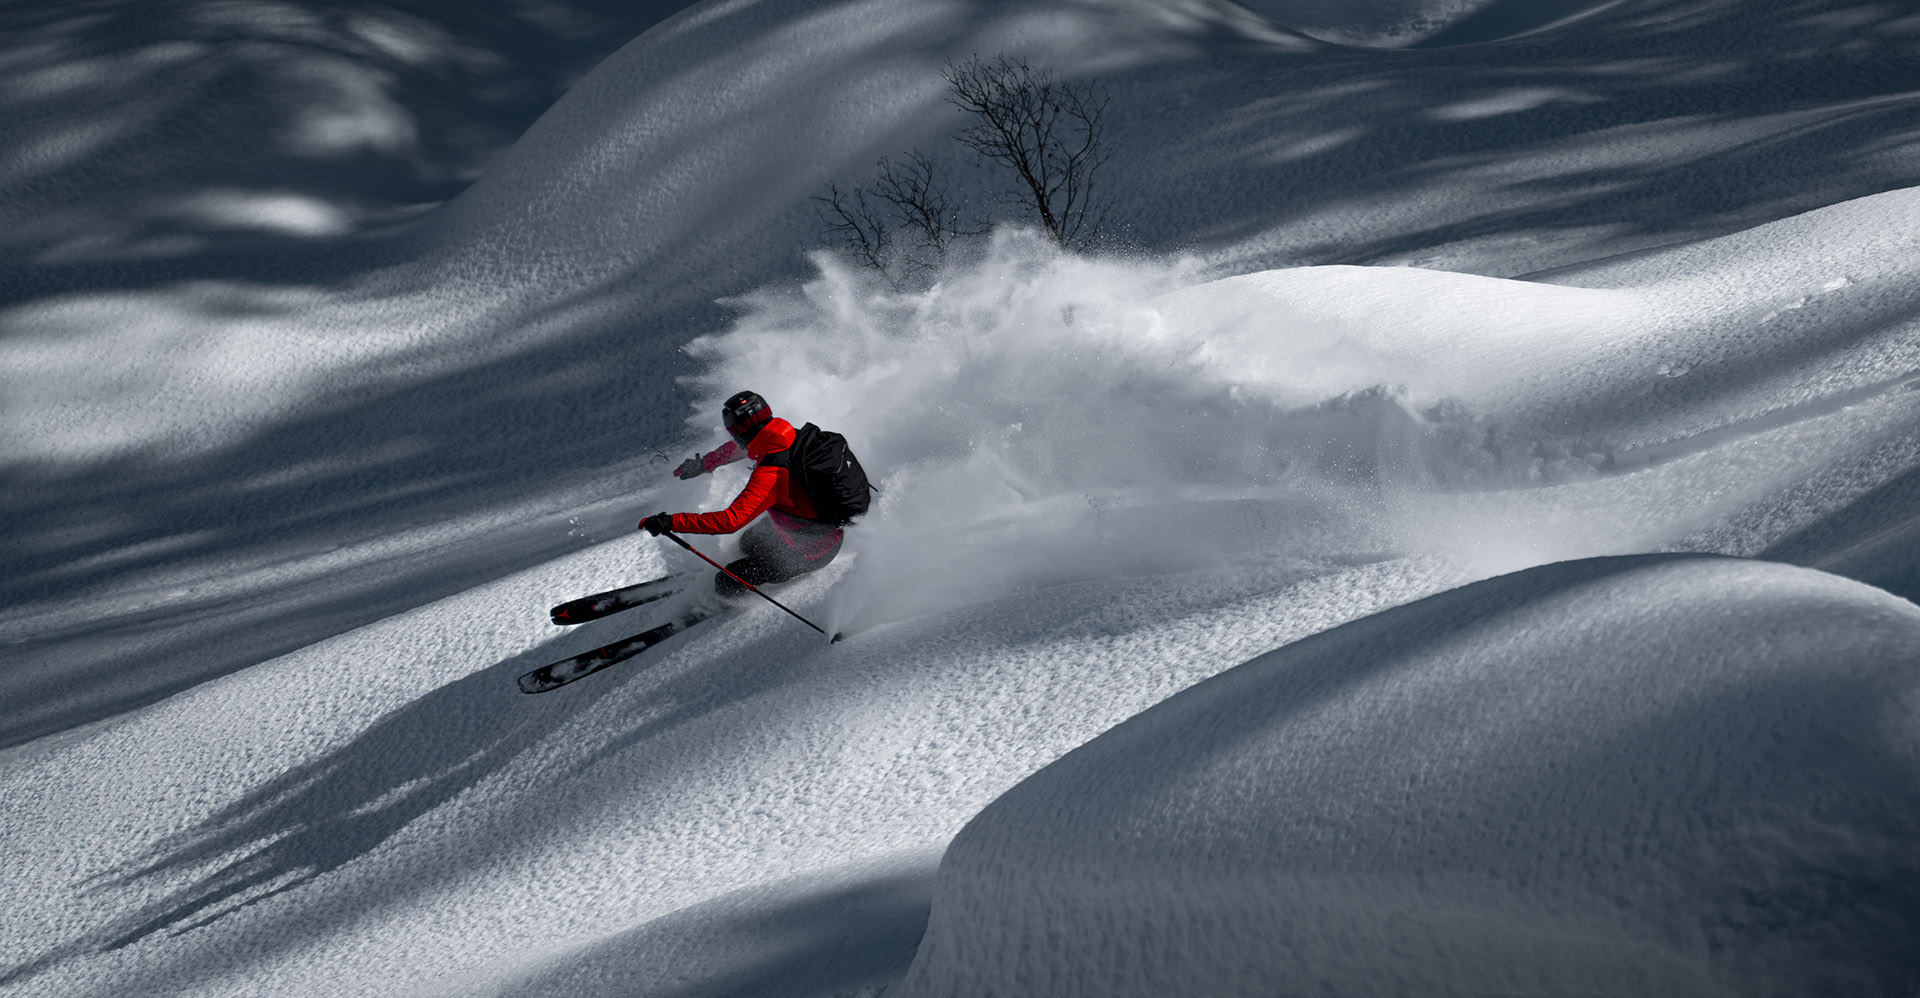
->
xmin=661 ymin=530 xmax=830 ymax=638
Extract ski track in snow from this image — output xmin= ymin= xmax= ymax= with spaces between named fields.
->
xmin=3 ymin=0 xmax=1920 ymax=995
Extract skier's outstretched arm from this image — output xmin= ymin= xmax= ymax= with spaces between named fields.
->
xmin=674 ymin=440 xmax=746 ymax=480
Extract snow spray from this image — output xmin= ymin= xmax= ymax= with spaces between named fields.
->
xmin=681 ymin=228 xmax=1661 ymax=628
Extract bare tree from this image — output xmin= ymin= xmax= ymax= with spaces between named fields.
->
xmin=816 ymin=55 xmax=1113 ymax=281
xmin=943 ymin=54 xmax=1110 ymax=248
xmin=871 ymin=150 xmax=979 ymax=275
xmin=813 ymin=152 xmax=980 ymax=288
xmin=813 ymin=179 xmax=893 ymax=278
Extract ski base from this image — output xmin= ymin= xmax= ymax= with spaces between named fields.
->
xmin=549 ymin=574 xmax=683 ymax=625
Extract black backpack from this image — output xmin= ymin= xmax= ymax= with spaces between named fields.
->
xmin=785 ymin=422 xmax=872 ymax=525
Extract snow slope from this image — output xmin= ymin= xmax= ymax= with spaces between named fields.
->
xmin=4 ymin=192 xmax=1916 ymax=995
xmin=4 ymin=0 xmax=1920 ymax=995
xmin=895 ymin=555 xmax=1920 ymax=997
xmin=8 ymin=0 xmax=1920 ymax=744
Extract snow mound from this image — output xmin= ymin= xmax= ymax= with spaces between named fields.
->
xmin=894 ymin=555 xmax=1920 ymax=998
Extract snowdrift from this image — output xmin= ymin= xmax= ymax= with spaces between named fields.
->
xmin=895 ymin=555 xmax=1920 ymax=997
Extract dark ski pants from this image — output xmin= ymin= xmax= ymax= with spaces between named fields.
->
xmin=714 ymin=518 xmax=843 ymax=599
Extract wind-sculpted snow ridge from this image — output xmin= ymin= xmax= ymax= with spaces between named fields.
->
xmin=894 ymin=555 xmax=1920 ymax=998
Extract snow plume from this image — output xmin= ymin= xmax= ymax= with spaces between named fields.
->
xmin=678 ymin=219 xmax=1919 ymax=627
xmin=684 ymin=230 xmax=1524 ymax=631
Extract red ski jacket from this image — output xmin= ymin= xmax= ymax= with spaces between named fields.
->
xmin=669 ymin=418 xmax=825 ymax=535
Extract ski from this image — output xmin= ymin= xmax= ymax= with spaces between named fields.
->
xmin=549 ymin=574 xmax=685 ymax=625
xmin=518 ymin=609 xmax=715 ymax=694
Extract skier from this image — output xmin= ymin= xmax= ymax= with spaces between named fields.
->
xmin=639 ymin=390 xmax=870 ymax=600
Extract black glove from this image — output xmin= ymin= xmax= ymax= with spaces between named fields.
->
xmin=639 ymin=512 xmax=674 ymax=536
xmin=674 ymin=455 xmax=706 ymax=480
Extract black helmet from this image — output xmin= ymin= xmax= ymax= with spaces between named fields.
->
xmin=722 ymin=390 xmax=771 ymax=446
